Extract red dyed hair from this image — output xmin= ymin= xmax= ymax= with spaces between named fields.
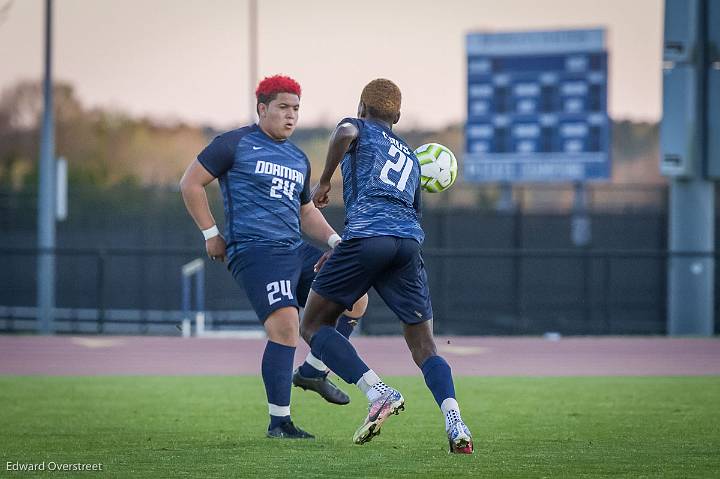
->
xmin=255 ymin=75 xmax=301 ymax=102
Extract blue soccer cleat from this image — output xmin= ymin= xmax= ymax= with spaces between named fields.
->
xmin=266 ymin=421 xmax=315 ymax=439
xmin=447 ymin=419 xmax=474 ymax=454
xmin=352 ymin=388 xmax=405 ymax=445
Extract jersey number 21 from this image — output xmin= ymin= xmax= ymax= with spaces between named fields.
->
xmin=379 ymin=145 xmax=413 ymax=192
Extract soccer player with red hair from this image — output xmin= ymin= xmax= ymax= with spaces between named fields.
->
xmin=180 ymin=75 xmax=367 ymax=439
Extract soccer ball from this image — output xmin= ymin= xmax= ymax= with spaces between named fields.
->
xmin=415 ymin=143 xmax=458 ymax=193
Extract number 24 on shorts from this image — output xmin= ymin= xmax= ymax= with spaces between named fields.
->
xmin=267 ymin=280 xmax=293 ymax=305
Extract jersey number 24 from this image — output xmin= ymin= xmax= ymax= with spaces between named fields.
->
xmin=270 ymin=178 xmax=296 ymax=200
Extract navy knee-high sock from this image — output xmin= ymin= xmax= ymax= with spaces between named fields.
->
xmin=420 ymin=355 xmax=456 ymax=407
xmin=298 ymin=315 xmax=359 ymax=379
xmin=335 ymin=314 xmax=358 ymax=339
xmin=262 ymin=340 xmax=296 ymax=429
xmin=310 ymin=326 xmax=369 ymax=384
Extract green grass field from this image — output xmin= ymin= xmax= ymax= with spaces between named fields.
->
xmin=1 ymin=376 xmax=719 ymax=478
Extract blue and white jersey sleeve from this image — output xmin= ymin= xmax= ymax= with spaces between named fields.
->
xmin=338 ymin=117 xmax=363 ymax=132
xmin=197 ymin=132 xmax=239 ymax=178
xmin=338 ymin=117 xmax=363 ymax=152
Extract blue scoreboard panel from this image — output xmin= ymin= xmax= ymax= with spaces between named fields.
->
xmin=465 ymin=29 xmax=610 ymax=182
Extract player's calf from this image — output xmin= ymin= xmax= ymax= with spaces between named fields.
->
xmin=419 ymin=353 xmax=474 ymax=454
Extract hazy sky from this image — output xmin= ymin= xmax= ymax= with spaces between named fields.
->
xmin=0 ymin=0 xmax=663 ymax=129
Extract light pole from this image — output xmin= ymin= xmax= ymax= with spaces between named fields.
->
xmin=37 ymin=0 xmax=55 ymax=334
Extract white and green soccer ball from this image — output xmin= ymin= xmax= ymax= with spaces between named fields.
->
xmin=415 ymin=143 xmax=458 ymax=193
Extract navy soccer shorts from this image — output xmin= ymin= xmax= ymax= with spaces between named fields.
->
xmin=312 ymin=236 xmax=433 ymax=325
xmin=228 ymin=242 xmax=323 ymax=323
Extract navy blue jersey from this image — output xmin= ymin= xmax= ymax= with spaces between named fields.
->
xmin=197 ymin=124 xmax=311 ymax=254
xmin=339 ymin=118 xmax=423 ymax=243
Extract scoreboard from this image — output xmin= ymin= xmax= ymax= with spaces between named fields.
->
xmin=465 ymin=29 xmax=610 ymax=182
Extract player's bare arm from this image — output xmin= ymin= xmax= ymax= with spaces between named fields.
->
xmin=299 ymin=201 xmax=341 ymax=271
xmin=179 ymin=160 xmax=227 ymax=262
xmin=299 ymin=200 xmax=337 ymax=244
xmin=312 ymin=122 xmax=359 ymax=208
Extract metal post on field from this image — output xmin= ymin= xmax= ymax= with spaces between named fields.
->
xmin=195 ymin=264 xmax=206 ymax=328
xmin=37 ymin=0 xmax=55 ymax=334
xmin=96 ymin=250 xmax=106 ymax=333
xmin=181 ymin=258 xmax=205 ymax=337
xmin=181 ymin=271 xmax=191 ymax=336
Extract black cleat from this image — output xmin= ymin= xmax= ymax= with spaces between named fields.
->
xmin=292 ymin=368 xmax=351 ymax=405
xmin=266 ymin=421 xmax=315 ymax=439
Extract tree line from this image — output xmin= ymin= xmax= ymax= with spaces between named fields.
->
xmin=0 ymin=80 xmax=662 ymax=191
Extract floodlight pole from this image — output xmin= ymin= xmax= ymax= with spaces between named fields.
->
xmin=662 ymin=0 xmax=714 ymax=335
xmin=248 ymin=0 xmax=258 ymax=124
xmin=37 ymin=0 xmax=56 ymax=334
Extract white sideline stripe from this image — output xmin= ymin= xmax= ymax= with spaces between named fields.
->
xmin=268 ymin=404 xmax=291 ymax=416
xmin=71 ymin=338 xmax=125 ymax=348
xmin=305 ymin=352 xmax=328 ymax=371
xmin=438 ymin=345 xmax=488 ymax=356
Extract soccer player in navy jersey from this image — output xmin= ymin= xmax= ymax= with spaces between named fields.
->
xmin=299 ymin=79 xmax=474 ymax=453
xmin=180 ymin=75 xmax=367 ymax=439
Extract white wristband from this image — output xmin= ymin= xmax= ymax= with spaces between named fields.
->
xmin=328 ymin=233 xmax=342 ymax=248
xmin=202 ymin=225 xmax=219 ymax=240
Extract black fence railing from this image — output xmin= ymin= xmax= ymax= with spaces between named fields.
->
xmin=416 ymin=248 xmax=712 ymax=336
xmin=1 ymin=247 xmax=716 ymax=336
xmin=0 ymin=247 xmax=206 ymax=334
